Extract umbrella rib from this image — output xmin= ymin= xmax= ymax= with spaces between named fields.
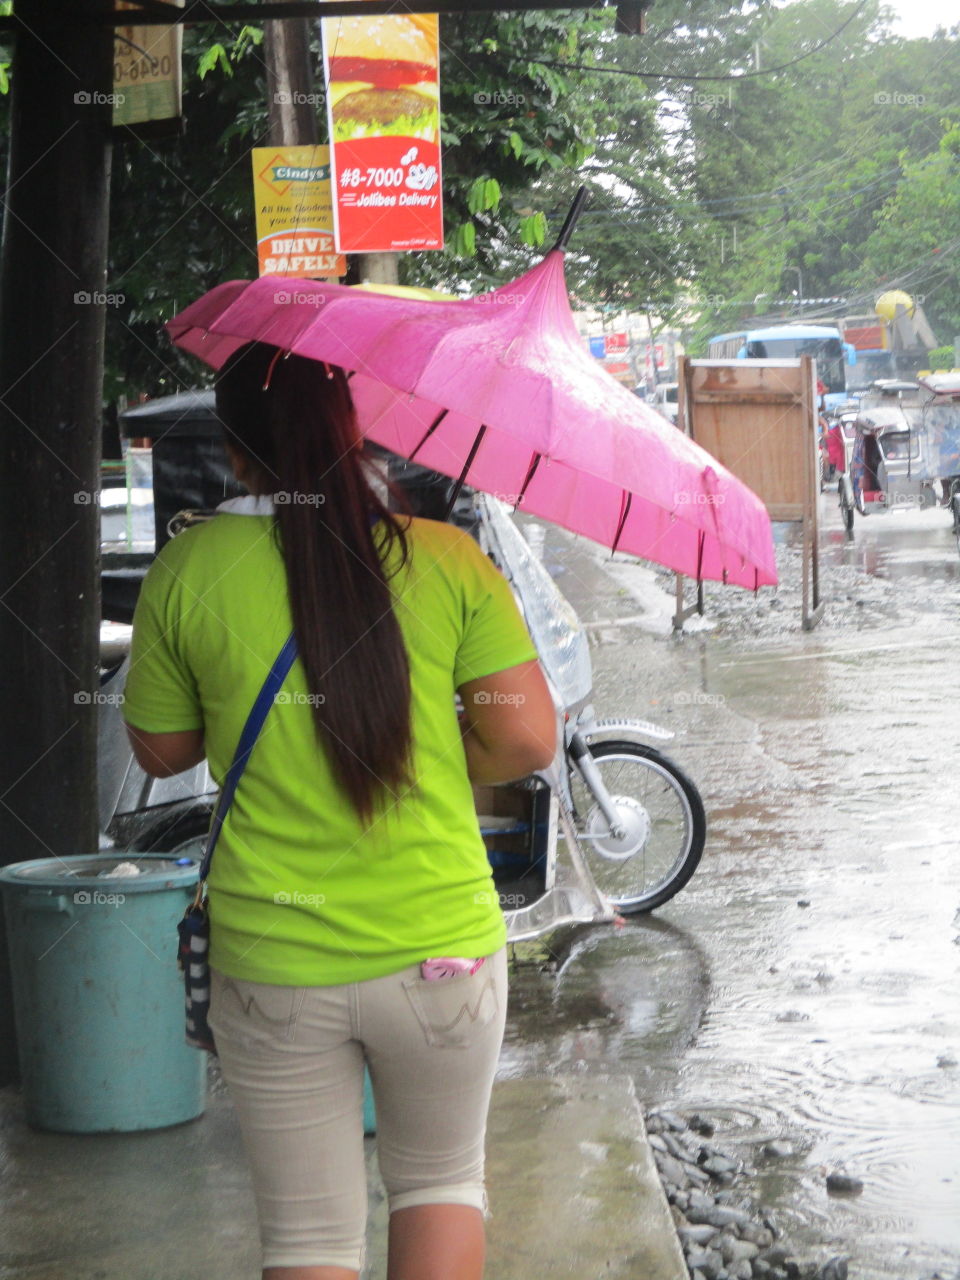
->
xmin=443 ymin=424 xmax=488 ymax=520
xmin=517 ymin=451 xmax=542 ymax=509
xmin=409 ymin=408 xmax=449 ymax=461
xmin=611 ymin=490 xmax=632 ymax=554
xmin=696 ymin=530 xmax=705 ymax=583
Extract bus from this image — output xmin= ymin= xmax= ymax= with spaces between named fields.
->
xmin=707 ymin=324 xmax=856 ymax=407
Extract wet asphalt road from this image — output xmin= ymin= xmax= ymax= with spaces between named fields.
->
xmin=499 ymin=495 xmax=960 ymax=1280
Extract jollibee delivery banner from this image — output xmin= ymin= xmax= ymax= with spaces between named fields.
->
xmin=251 ymin=145 xmax=346 ymax=278
xmin=321 ymin=14 xmax=443 ymax=253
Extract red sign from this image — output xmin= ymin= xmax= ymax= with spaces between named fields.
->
xmin=606 ymin=331 xmax=628 ymax=354
xmin=843 ymin=323 xmax=885 ymax=351
xmin=322 ymin=15 xmax=443 ymax=253
xmin=605 ymin=361 xmax=630 ymax=374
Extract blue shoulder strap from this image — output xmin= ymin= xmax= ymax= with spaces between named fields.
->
xmin=199 ymin=630 xmax=299 ymax=881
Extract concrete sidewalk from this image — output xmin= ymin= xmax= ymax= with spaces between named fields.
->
xmin=0 ymin=1071 xmax=686 ymax=1280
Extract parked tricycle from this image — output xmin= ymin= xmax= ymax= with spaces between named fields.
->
xmin=837 ymin=376 xmax=960 ymax=542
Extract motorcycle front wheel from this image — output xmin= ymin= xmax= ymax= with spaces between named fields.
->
xmin=568 ymin=740 xmax=706 ymax=914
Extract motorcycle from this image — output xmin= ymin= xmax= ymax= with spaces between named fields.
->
xmin=469 ymin=491 xmax=706 ymax=940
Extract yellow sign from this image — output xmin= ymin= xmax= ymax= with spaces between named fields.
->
xmin=113 ymin=2 xmax=183 ymax=128
xmin=251 ymin=145 xmax=347 ymax=279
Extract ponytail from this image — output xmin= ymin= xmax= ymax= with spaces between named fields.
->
xmin=215 ymin=342 xmax=412 ymax=823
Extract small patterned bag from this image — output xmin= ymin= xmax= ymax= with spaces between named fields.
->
xmin=177 ymin=632 xmax=299 ymax=1051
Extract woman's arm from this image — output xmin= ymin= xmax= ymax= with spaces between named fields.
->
xmin=125 ymin=724 xmax=205 ymax=778
xmin=457 ymin=659 xmax=557 ymax=785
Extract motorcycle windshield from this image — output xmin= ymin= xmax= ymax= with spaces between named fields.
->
xmin=478 ymin=496 xmax=593 ymax=709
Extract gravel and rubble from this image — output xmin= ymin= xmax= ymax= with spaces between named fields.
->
xmin=645 ymin=1109 xmax=952 ymax=1280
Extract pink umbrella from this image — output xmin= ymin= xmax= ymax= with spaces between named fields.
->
xmin=167 ymin=253 xmax=777 ymax=589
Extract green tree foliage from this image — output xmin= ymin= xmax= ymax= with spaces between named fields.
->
xmin=106 ymin=28 xmax=268 ymax=399
xmin=860 ymin=120 xmax=960 ymax=339
xmin=675 ymin=0 xmax=960 ymax=345
xmin=927 ymin=345 xmax=957 ymax=371
xmin=403 ymin=9 xmax=595 ymax=288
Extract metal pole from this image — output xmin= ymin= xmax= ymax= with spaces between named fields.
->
xmin=783 ymin=265 xmax=803 ymax=315
xmin=550 ymin=185 xmax=589 ymax=254
xmin=0 ymin=0 xmax=114 ymax=1082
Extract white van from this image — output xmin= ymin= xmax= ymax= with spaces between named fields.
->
xmin=652 ymin=382 xmax=679 ymax=424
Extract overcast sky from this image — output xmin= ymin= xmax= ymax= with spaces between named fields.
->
xmin=883 ymin=0 xmax=959 ymax=37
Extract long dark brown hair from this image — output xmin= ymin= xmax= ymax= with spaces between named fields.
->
xmin=215 ymin=342 xmax=412 ymax=822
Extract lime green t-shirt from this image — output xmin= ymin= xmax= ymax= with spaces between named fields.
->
xmin=123 ymin=508 xmax=539 ymax=985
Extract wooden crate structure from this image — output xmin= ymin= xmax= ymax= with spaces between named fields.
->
xmin=676 ymin=355 xmax=823 ymax=630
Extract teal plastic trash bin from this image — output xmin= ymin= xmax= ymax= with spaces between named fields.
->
xmin=0 ymin=853 xmax=206 ymax=1133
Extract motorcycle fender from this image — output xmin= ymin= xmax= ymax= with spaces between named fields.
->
xmin=582 ymin=717 xmax=675 ymax=742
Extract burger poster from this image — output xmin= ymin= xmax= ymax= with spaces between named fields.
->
xmin=321 ymin=14 xmax=443 ymax=253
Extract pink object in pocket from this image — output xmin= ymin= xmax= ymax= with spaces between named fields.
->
xmin=420 ymin=956 xmax=486 ymax=982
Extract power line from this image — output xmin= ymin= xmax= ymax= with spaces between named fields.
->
xmin=537 ymin=0 xmax=873 ymax=84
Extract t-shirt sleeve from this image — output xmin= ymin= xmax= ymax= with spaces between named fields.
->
xmin=453 ymin=535 xmax=539 ymax=687
xmin=123 ymin=551 xmax=204 ymax=733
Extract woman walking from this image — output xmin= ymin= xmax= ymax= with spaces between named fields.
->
xmin=123 ymin=342 xmax=556 ymax=1280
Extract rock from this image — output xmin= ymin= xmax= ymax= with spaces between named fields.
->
xmin=762 ymin=1140 xmax=794 ymax=1159
xmin=680 ymin=1224 xmax=721 ymax=1249
xmin=653 ymin=1150 xmax=689 ymax=1189
xmin=717 ymin=1231 xmax=737 ymax=1260
xmin=733 ymin=1263 xmax=754 ymax=1280
xmin=684 ymin=1161 xmax=713 ymax=1186
xmin=702 ymin=1205 xmax=754 ymax=1231
xmin=701 ymin=1248 xmax=725 ymax=1279
xmin=775 ymin=1010 xmax=809 ymax=1023
xmin=663 ymin=1131 xmax=696 ymax=1161
xmin=727 ymin=1240 xmax=761 ymax=1265
xmin=816 ymin=1258 xmax=848 ymax=1280
xmin=936 ymin=1054 xmax=957 ymax=1068
xmin=753 ymin=1262 xmax=771 ymax=1278
xmin=648 ymin=1133 xmax=668 ymax=1153
xmin=689 ymin=1112 xmax=716 ymax=1136
xmin=646 ymin=1113 xmax=665 ymax=1134
xmin=688 ymin=1251 xmax=714 ymax=1274
xmin=657 ymin=1109 xmax=688 ymax=1132
xmin=703 ymin=1155 xmax=738 ymax=1178
xmin=797 ymin=899 xmax=811 ymax=908
xmin=741 ymin=1224 xmax=775 ymax=1249
xmin=825 ymin=1172 xmax=863 ymax=1196
xmin=763 ymin=1248 xmax=790 ymax=1268
xmin=687 ymin=1189 xmax=717 ymax=1216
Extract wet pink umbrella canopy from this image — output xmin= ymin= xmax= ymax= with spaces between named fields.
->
xmin=167 ymin=251 xmax=777 ymax=589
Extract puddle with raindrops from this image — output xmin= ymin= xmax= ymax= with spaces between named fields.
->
xmin=502 ymin=497 xmax=960 ymax=1278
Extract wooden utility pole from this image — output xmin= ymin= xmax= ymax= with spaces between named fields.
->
xmin=265 ymin=17 xmax=319 ymax=147
xmin=0 ymin=0 xmax=114 ymax=1081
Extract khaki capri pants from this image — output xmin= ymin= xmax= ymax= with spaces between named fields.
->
xmin=208 ymin=946 xmax=508 ymax=1272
